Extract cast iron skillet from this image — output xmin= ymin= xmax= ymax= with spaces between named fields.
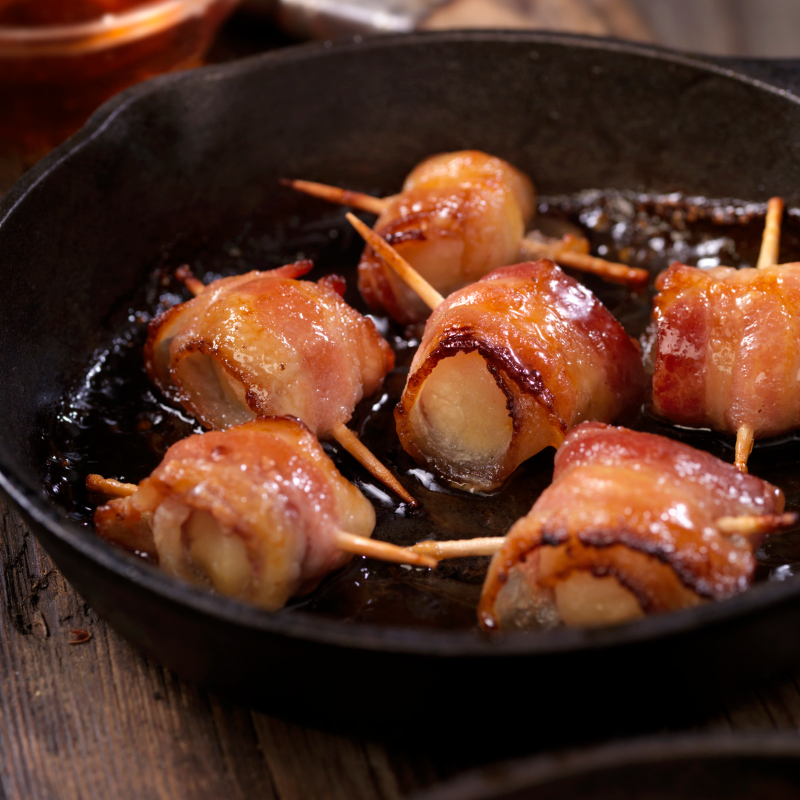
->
xmin=3 ymin=31 xmax=800 ymax=746
xmin=411 ymin=733 xmax=800 ymax=799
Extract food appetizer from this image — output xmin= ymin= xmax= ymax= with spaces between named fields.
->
xmin=88 ymin=417 xmax=435 ymax=611
xmin=285 ymin=150 xmax=648 ymax=323
xmin=651 ymin=198 xmax=799 ymax=471
xmin=145 ymin=259 xmax=415 ymax=504
xmin=347 ymin=214 xmax=646 ymax=492
xmin=412 ymin=423 xmax=795 ymax=630
xmin=73 ymin=179 xmax=800 ymax=633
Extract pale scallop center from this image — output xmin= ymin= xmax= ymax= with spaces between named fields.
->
xmin=554 ymin=570 xmax=645 ymax=627
xmin=400 ymin=236 xmax=466 ymax=294
xmin=177 ymin=353 xmax=254 ymax=429
xmin=184 ymin=509 xmax=252 ymax=598
xmin=415 ymin=350 xmax=513 ymax=466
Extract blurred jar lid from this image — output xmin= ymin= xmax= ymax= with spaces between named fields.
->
xmin=239 ymin=0 xmax=540 ymax=39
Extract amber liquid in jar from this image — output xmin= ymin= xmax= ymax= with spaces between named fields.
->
xmin=0 ymin=0 xmax=236 ymax=169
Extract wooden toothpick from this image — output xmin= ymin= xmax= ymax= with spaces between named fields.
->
xmin=734 ymin=424 xmax=755 ymax=474
xmin=281 ymin=178 xmax=388 ymax=216
xmin=330 ymin=423 xmax=417 ymax=507
xmin=175 ymin=264 xmax=205 ymax=296
xmin=410 ymin=537 xmax=505 ymax=559
xmin=716 ymin=511 xmax=798 ymax=536
xmin=346 ymin=212 xmax=445 ymax=310
xmin=86 ymin=474 xmax=137 ymax=498
xmin=333 ymin=531 xmax=436 ymax=568
xmin=735 ymin=196 xmax=785 ymax=472
xmin=520 ymin=235 xmax=649 ymax=287
xmin=757 ymin=197 xmax=784 ymax=269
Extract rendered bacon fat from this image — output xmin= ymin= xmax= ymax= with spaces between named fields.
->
xmin=358 ymin=150 xmax=536 ymax=324
xmin=94 ymin=417 xmax=376 ymax=610
xmin=395 ymin=261 xmax=646 ymax=492
xmin=652 ymin=261 xmax=800 ymax=438
xmin=479 ymin=422 xmax=787 ymax=630
xmin=145 ymin=261 xmax=394 ymax=435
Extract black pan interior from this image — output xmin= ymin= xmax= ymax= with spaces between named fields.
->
xmin=4 ymin=32 xmax=800 ymax=736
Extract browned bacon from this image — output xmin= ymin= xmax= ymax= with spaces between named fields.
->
xmin=652 ymin=262 xmax=800 ymax=438
xmin=394 ymin=261 xmax=646 ymax=492
xmin=479 ymin=422 xmax=787 ymax=630
xmin=145 ymin=261 xmax=394 ymax=436
xmin=358 ymin=150 xmax=536 ymax=324
xmin=94 ymin=417 xmax=376 ymax=610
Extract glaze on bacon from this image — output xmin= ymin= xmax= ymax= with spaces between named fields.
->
xmin=94 ymin=417 xmax=376 ymax=610
xmin=394 ymin=261 xmax=646 ymax=492
xmin=358 ymin=150 xmax=536 ymax=324
xmin=652 ymin=262 xmax=800 ymax=438
xmin=479 ymin=422 xmax=787 ymax=631
xmin=145 ymin=261 xmax=394 ymax=436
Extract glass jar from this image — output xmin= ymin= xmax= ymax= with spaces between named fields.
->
xmin=0 ymin=0 xmax=238 ymax=189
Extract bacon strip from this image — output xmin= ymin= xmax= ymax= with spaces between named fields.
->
xmin=395 ymin=261 xmax=646 ymax=492
xmin=94 ymin=418 xmax=376 ymax=610
xmin=144 ymin=262 xmax=394 ymax=437
xmin=358 ymin=150 xmax=536 ymax=324
xmin=479 ymin=422 xmax=787 ymax=630
xmin=652 ymin=261 xmax=800 ymax=438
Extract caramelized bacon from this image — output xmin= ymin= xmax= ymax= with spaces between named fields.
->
xmin=652 ymin=262 xmax=800 ymax=438
xmin=358 ymin=150 xmax=536 ymax=323
xmin=395 ymin=261 xmax=646 ymax=492
xmin=479 ymin=422 xmax=788 ymax=630
xmin=145 ymin=261 xmax=394 ymax=436
xmin=94 ymin=417 xmax=376 ymax=610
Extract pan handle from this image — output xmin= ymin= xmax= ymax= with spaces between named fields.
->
xmin=701 ymin=56 xmax=800 ymax=98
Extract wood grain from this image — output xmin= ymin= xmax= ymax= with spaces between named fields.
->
xmin=0 ymin=494 xmax=445 ymax=800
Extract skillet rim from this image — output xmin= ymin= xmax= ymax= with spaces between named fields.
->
xmin=2 ymin=29 xmax=800 ymax=658
xmin=409 ymin=730 xmax=800 ymax=799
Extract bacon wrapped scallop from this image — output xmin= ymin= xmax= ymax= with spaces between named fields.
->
xmin=478 ymin=422 xmax=793 ymax=631
xmin=145 ymin=261 xmax=393 ymax=436
xmin=394 ymin=260 xmax=647 ymax=492
xmin=650 ymin=198 xmax=800 ymax=472
xmin=356 ymin=150 xmax=535 ymax=323
xmin=652 ymin=260 xmax=800 ymax=447
xmin=287 ymin=150 xmax=646 ymax=324
xmin=92 ymin=417 xmax=433 ymax=610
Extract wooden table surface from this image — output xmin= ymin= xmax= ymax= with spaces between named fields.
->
xmin=4 ymin=3 xmax=800 ymax=798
